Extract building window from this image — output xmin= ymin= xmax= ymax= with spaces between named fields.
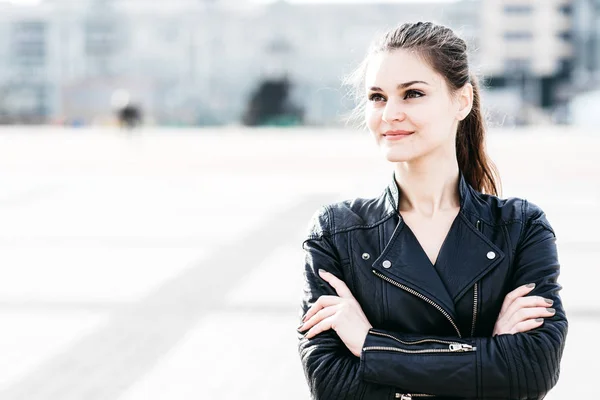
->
xmin=505 ymin=59 xmax=532 ymax=74
xmin=558 ymin=31 xmax=572 ymax=41
xmin=503 ymin=5 xmax=533 ymax=13
xmin=85 ymin=20 xmax=116 ymax=57
xmin=11 ymin=21 xmax=46 ymax=66
xmin=504 ymin=31 xmax=533 ymax=40
xmin=559 ymin=4 xmax=572 ymax=15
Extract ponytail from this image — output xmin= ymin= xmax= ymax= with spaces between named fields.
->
xmin=456 ymin=74 xmax=501 ymax=196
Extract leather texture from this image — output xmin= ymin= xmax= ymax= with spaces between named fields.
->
xmin=297 ymin=172 xmax=568 ymax=400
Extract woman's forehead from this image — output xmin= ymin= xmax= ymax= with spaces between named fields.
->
xmin=364 ymin=50 xmax=441 ymax=89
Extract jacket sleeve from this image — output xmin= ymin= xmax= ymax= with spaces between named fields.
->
xmin=359 ymin=200 xmax=568 ymax=399
xmin=297 ymin=206 xmax=395 ymax=400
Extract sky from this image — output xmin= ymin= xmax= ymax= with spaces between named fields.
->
xmin=250 ymin=0 xmax=459 ymax=3
xmin=0 ymin=0 xmax=461 ymax=5
xmin=1 ymin=0 xmax=461 ymax=4
xmin=0 ymin=0 xmax=42 ymax=4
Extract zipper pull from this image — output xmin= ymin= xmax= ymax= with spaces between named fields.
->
xmin=449 ymin=343 xmax=476 ymax=352
xmin=395 ymin=394 xmax=412 ymax=400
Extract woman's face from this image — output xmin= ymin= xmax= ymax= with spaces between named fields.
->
xmin=365 ymin=49 xmax=470 ymax=163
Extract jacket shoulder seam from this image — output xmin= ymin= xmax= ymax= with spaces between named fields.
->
xmin=461 ymin=208 xmax=525 ymax=228
xmin=522 ymin=199 xmax=556 ymax=236
xmin=517 ymin=199 xmax=527 ymax=246
xmin=306 ymin=210 xmax=396 ymax=240
xmin=332 ymin=212 xmax=396 ymax=235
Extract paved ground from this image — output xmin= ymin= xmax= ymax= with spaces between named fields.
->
xmin=0 ymin=125 xmax=596 ymax=399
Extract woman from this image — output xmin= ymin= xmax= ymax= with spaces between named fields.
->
xmin=296 ymin=22 xmax=567 ymax=400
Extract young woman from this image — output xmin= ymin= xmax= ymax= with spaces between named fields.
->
xmin=296 ymin=22 xmax=567 ymax=400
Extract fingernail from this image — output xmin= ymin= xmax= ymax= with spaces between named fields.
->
xmin=535 ymin=318 xmax=544 ymax=322
xmin=297 ymin=323 xmax=305 ymax=330
xmin=302 ymin=314 xmax=308 ymax=322
xmin=545 ymin=298 xmax=554 ymax=305
xmin=318 ymin=269 xmax=326 ymax=275
xmin=546 ymin=308 xmax=556 ymax=314
xmin=526 ymin=283 xmax=535 ymax=288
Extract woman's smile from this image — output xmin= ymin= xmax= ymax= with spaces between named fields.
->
xmin=383 ymin=130 xmax=414 ymax=140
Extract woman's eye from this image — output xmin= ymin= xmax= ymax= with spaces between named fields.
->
xmin=405 ymin=90 xmax=424 ymax=99
xmin=368 ymin=93 xmax=386 ymax=102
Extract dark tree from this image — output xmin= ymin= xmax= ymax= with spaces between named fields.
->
xmin=242 ymin=78 xmax=303 ymax=126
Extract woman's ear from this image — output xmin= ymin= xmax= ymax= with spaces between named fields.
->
xmin=457 ymin=83 xmax=473 ymax=121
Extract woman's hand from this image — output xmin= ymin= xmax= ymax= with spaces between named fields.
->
xmin=298 ymin=269 xmax=372 ymax=357
xmin=493 ymin=283 xmax=556 ymax=336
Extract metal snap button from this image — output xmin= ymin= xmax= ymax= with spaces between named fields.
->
xmin=382 ymin=260 xmax=392 ymax=268
xmin=362 ymin=253 xmax=370 ymax=260
xmin=487 ymin=251 xmax=496 ymax=260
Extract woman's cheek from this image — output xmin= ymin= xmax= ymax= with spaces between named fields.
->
xmin=365 ymin=108 xmax=381 ymax=136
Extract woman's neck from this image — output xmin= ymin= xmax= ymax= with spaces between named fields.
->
xmin=394 ymin=160 xmax=460 ymax=217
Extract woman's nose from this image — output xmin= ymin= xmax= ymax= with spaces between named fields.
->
xmin=381 ymin=98 xmax=406 ymax=123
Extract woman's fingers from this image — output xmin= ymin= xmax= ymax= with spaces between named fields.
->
xmin=302 ymin=295 xmax=341 ymax=322
xmin=304 ymin=315 xmax=335 ymax=339
xmin=494 ymin=287 xmax=556 ymax=336
xmin=299 ymin=305 xmax=338 ymax=334
xmin=507 ymin=306 xmax=556 ymax=327
xmin=503 ymin=295 xmax=554 ymax=321
xmin=300 ymin=270 xmax=355 ymax=325
xmin=494 ymin=305 xmax=556 ymax=335
xmin=498 ymin=283 xmax=536 ymax=316
xmin=510 ymin=317 xmax=545 ymax=334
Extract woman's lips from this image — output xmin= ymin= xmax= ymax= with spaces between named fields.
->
xmin=383 ymin=130 xmax=414 ymax=140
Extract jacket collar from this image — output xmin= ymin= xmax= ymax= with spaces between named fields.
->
xmin=385 ymin=170 xmax=475 ymax=217
xmin=376 ymin=170 xmax=505 ymax=332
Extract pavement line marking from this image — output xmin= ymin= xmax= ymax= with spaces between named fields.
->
xmin=0 ymin=194 xmax=331 ymax=400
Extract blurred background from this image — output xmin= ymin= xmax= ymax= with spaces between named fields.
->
xmin=0 ymin=0 xmax=598 ymax=127
xmin=0 ymin=0 xmax=598 ymax=399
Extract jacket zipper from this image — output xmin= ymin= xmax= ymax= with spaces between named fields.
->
xmin=362 ymin=344 xmax=475 ymax=354
xmin=395 ymin=394 xmax=436 ymax=399
xmin=372 ymin=269 xmax=462 ymax=337
xmin=364 ymin=330 xmax=476 ymax=353
xmin=368 ymin=330 xmax=472 ymax=348
xmin=471 ymin=282 xmax=478 ymax=337
xmin=471 ymin=219 xmax=483 ymax=337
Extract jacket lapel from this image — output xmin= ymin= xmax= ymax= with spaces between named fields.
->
xmin=372 ymin=219 xmax=459 ymax=321
xmin=434 ymin=212 xmax=505 ymax=302
xmin=377 ymin=171 xmax=506 ymax=319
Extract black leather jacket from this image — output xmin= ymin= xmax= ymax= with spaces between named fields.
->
xmin=297 ymin=172 xmax=567 ymax=400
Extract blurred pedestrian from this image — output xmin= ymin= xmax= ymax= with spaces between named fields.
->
xmin=297 ymin=21 xmax=567 ymax=400
xmin=111 ymin=89 xmax=143 ymax=130
xmin=118 ymin=103 xmax=142 ymax=129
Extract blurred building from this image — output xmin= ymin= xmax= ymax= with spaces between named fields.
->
xmin=0 ymin=0 xmax=481 ymax=126
xmin=0 ymin=4 xmax=49 ymax=123
xmin=479 ymin=0 xmax=576 ymax=124
xmin=0 ymin=0 xmax=596 ymax=126
xmin=0 ymin=0 xmax=221 ymax=125
xmin=567 ymin=0 xmax=600 ymax=127
xmin=572 ymin=0 xmax=600 ymax=85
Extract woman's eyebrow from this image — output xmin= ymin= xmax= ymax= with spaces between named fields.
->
xmin=368 ymin=81 xmax=430 ymax=92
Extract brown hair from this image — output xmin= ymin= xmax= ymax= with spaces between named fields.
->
xmin=345 ymin=22 xmax=501 ymax=196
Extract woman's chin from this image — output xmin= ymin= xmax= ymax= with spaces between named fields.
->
xmin=381 ymin=148 xmax=413 ymax=163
